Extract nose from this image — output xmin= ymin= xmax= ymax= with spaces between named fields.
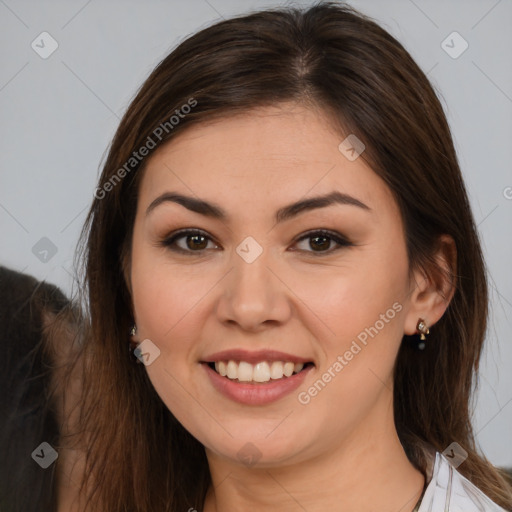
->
xmin=215 ymin=246 xmax=292 ymax=332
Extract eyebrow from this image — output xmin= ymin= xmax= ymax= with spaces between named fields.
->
xmin=146 ymin=190 xmax=371 ymax=224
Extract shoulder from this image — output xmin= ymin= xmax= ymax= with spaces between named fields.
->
xmin=418 ymin=452 xmax=507 ymax=512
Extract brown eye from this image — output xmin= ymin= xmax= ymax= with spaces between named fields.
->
xmin=293 ymin=230 xmax=353 ymax=254
xmin=161 ymin=230 xmax=219 ymax=254
xmin=183 ymin=233 xmax=208 ymax=250
xmin=308 ymin=234 xmax=331 ymax=251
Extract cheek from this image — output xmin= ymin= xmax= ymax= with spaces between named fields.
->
xmin=299 ymin=240 xmax=409 ymax=408
xmin=291 ymin=251 xmax=408 ymax=442
xmin=301 ymin=249 xmax=408 ymax=348
xmin=129 ymin=218 xmax=213 ymax=344
xmin=129 ymin=247 xmax=213 ymax=426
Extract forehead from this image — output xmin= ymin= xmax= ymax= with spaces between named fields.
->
xmin=138 ymin=104 xmax=396 ymax=218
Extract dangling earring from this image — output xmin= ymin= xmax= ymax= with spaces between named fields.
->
xmin=129 ymin=324 xmax=141 ymax=362
xmin=416 ymin=318 xmax=430 ymax=350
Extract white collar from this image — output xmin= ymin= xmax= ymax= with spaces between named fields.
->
xmin=417 ymin=451 xmax=507 ymax=511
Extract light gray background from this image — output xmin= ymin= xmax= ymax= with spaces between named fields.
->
xmin=1 ymin=0 xmax=511 ymax=465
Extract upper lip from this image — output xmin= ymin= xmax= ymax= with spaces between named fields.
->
xmin=201 ymin=349 xmax=313 ymax=365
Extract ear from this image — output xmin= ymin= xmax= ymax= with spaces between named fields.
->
xmin=120 ymin=242 xmax=136 ymax=324
xmin=121 ymin=241 xmax=133 ymax=295
xmin=403 ymin=234 xmax=457 ymax=335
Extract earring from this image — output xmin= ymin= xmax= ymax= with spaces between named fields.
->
xmin=416 ymin=318 xmax=430 ymax=350
xmin=129 ymin=324 xmax=142 ymax=363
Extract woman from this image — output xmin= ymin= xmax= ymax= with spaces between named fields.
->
xmin=71 ymin=2 xmax=512 ymax=510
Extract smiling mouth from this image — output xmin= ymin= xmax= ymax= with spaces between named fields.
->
xmin=206 ymin=360 xmax=315 ymax=384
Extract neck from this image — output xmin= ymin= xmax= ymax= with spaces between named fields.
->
xmin=203 ymin=398 xmax=425 ymax=512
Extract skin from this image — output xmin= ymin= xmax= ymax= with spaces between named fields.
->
xmin=128 ymin=102 xmax=454 ymax=512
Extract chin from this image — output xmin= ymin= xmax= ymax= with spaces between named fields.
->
xmin=202 ymin=429 xmax=310 ymax=469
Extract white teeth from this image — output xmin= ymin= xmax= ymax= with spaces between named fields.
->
xmin=216 ymin=361 xmax=227 ymax=376
xmin=226 ymin=360 xmax=238 ymax=379
xmin=253 ymin=362 xmax=270 ymax=382
xmin=270 ymin=361 xmax=284 ymax=379
xmin=212 ymin=360 xmax=306 ymax=382
xmin=283 ymin=362 xmax=294 ymax=377
xmin=238 ymin=361 xmax=253 ymax=382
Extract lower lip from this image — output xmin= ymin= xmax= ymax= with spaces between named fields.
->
xmin=202 ymin=363 xmax=314 ymax=405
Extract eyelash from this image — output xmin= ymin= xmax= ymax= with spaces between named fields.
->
xmin=159 ymin=228 xmax=353 ymax=256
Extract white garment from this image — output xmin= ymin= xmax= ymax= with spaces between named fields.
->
xmin=418 ymin=451 xmax=508 ymax=511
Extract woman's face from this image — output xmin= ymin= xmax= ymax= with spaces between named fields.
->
xmin=129 ymin=103 xmax=419 ymax=468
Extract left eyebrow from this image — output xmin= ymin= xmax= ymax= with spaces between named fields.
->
xmin=145 ymin=190 xmax=371 ymax=223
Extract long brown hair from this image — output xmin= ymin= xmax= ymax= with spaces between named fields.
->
xmin=72 ymin=2 xmax=512 ymax=510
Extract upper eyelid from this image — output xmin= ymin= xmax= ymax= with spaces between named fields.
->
xmin=295 ymin=229 xmax=350 ymax=241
